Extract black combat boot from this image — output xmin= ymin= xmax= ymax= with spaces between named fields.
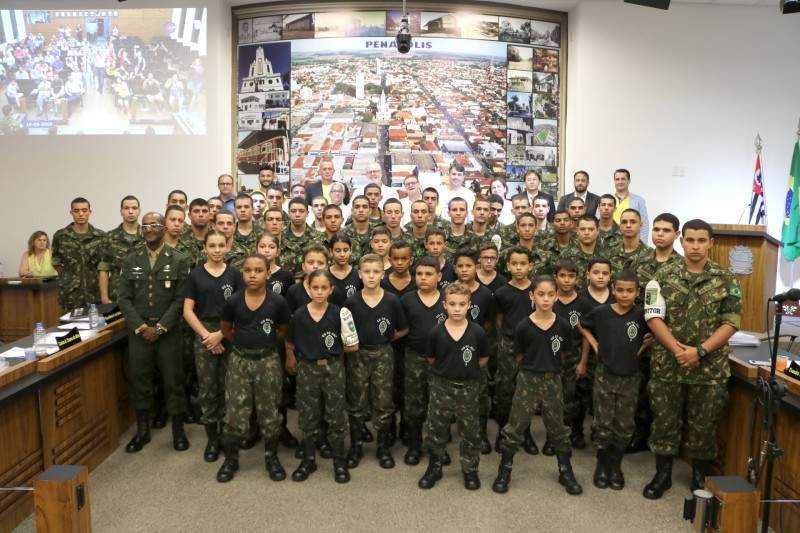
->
xmin=333 ymin=458 xmax=350 ymax=484
xmin=557 ymin=452 xmax=583 ymax=495
xmin=376 ymin=430 xmax=396 ymax=469
xmin=361 ymin=422 xmax=374 ymax=443
xmin=494 ymin=412 xmax=509 ymax=451
xmin=203 ymin=422 xmax=221 ymax=462
xmin=216 ymin=439 xmax=239 ymax=483
xmin=399 ymin=417 xmax=409 ymax=446
xmin=523 ymin=425 xmax=539 ymax=455
xmin=479 ymin=416 xmax=492 ymax=455
xmin=278 ymin=406 xmax=299 ymax=448
xmin=625 ymin=421 xmax=650 ymax=454
xmin=387 ymin=415 xmax=398 ymax=447
xmin=171 ymin=413 xmax=190 ymax=451
xmin=643 ymin=455 xmax=673 ymax=500
xmin=491 ymin=453 xmax=514 ymax=494
xmin=593 ymin=448 xmax=610 ymax=489
xmin=346 ymin=424 xmax=363 ymax=468
xmin=570 ymin=411 xmax=587 ymax=449
xmin=264 ymin=439 xmax=286 ymax=481
xmin=463 ymin=471 xmax=481 ymax=490
xmin=690 ymin=459 xmax=710 ymax=491
xmin=125 ymin=410 xmax=151 ymax=453
xmin=441 ymin=449 xmax=452 ymax=466
xmin=292 ymin=441 xmax=318 ymax=482
xmin=608 ymin=447 xmax=625 ymax=490
xmin=239 ymin=411 xmax=260 ymax=450
xmin=418 ymin=455 xmax=443 ymax=489
xmin=404 ymin=421 xmax=423 ymax=466
xmin=542 ymin=435 xmax=555 ymax=456
xmin=152 ymin=384 xmax=168 ymax=429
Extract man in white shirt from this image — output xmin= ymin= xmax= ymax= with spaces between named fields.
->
xmin=399 ymin=174 xmax=422 ymax=226
xmin=352 ymin=162 xmax=398 ymax=209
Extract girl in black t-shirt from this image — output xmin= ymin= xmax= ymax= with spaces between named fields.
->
xmin=329 ymin=233 xmax=362 ymax=299
xmin=183 ymin=230 xmax=244 ymax=463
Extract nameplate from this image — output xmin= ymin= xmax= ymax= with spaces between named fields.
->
xmin=102 ymin=305 xmax=122 ymax=324
xmin=56 ymin=327 xmax=82 ymax=351
xmin=785 ymin=361 xmax=800 ymax=380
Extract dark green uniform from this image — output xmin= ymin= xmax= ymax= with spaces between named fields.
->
xmin=234 ymin=225 xmax=264 ymax=255
xmin=444 ymin=229 xmax=478 ymax=261
xmin=560 ymin=243 xmax=606 ymax=289
xmin=279 ymin=225 xmax=323 ymax=279
xmin=598 ymin=222 xmax=622 ymax=251
xmin=607 ymin=241 xmax=652 ymax=276
xmin=117 ymin=244 xmax=191 ymax=415
xmin=98 ymin=223 xmax=143 ymax=302
xmin=196 ymin=241 xmax=249 ymax=270
xmin=51 ymin=223 xmax=107 ymax=311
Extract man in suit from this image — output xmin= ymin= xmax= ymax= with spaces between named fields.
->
xmin=612 ymin=168 xmax=650 ymax=243
xmin=305 ymin=158 xmax=350 ymax=206
xmin=117 ymin=212 xmax=191 ymax=454
xmin=523 ymin=169 xmax=556 ymax=223
xmin=557 ymin=171 xmax=601 ymax=218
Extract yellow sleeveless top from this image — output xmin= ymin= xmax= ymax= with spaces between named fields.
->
xmin=28 ymin=249 xmax=58 ymax=277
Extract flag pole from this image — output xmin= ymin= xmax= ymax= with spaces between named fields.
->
xmin=755 ymin=133 xmax=762 ymax=154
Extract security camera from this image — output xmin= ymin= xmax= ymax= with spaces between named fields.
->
xmin=396 ymin=15 xmax=412 ymax=54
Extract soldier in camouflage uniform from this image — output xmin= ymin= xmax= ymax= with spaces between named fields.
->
xmin=606 ymin=208 xmax=652 ymax=275
xmin=401 ymin=199 xmax=432 ymax=263
xmin=495 ymin=193 xmax=533 ymax=250
xmin=184 ymin=198 xmax=212 ymax=261
xmin=280 ymin=198 xmax=323 ymax=279
xmin=216 ymin=255 xmax=291 ymax=483
xmin=642 ymin=219 xmax=742 ymax=500
xmin=497 ymin=214 xmax=555 ymax=279
xmin=232 ymin=195 xmax=264 ymax=256
xmin=598 ymin=194 xmax=623 ymax=251
xmin=466 ymin=197 xmax=497 ymax=244
xmin=51 ymin=197 xmax=106 ymax=311
xmin=443 ymin=198 xmax=478 ymax=262
xmin=98 ymin=195 xmax=142 ymax=304
xmin=343 ymin=195 xmax=374 ymax=260
xmin=418 ymin=283 xmax=491 ymax=491
xmin=560 ymin=215 xmax=605 ymax=288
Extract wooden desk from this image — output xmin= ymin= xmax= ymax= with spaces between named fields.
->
xmin=0 ymin=278 xmax=61 ymax=344
xmin=0 ymin=321 xmax=131 ymax=533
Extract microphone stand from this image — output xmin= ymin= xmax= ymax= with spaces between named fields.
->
xmin=757 ymin=300 xmax=788 ymax=533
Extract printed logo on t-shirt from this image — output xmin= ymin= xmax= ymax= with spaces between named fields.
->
xmin=440 ymin=280 xmax=451 ymax=290
xmin=551 ymin=335 xmax=563 ymax=354
xmin=323 ymin=331 xmax=336 ymax=349
xmin=435 ymin=312 xmax=447 ymax=324
xmin=377 ymin=317 xmax=389 ymax=335
xmin=271 ymin=280 xmax=283 ymax=294
xmin=461 ymin=345 xmax=474 ymax=365
xmin=222 ymin=284 xmax=233 ymax=300
xmin=626 ymin=322 xmax=639 ymax=341
xmin=569 ymin=311 xmax=580 ymax=328
xmin=470 ymin=306 xmax=479 ymax=320
xmin=262 ymin=319 xmax=273 ymax=336
xmin=346 ymin=285 xmax=357 ymax=298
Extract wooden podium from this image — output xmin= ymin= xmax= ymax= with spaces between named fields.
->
xmin=710 ymin=224 xmax=780 ymax=333
xmin=0 ymin=278 xmax=61 ymax=344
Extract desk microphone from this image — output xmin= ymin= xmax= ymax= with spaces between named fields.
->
xmin=771 ymin=288 xmax=800 ymax=303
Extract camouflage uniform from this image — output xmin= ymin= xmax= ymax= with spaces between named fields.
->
xmin=500 ymin=370 xmax=571 ymax=456
xmin=346 ymin=344 xmax=395 ymax=432
xmin=560 ymin=244 xmax=606 ymax=289
xmin=407 ymin=233 xmax=429 ymax=263
xmin=51 ymin=223 xmax=107 ymax=311
xmin=322 ymin=234 xmax=362 ymax=266
xmin=496 ymin=224 xmax=520 ymax=250
xmin=224 ymin=347 xmax=282 ymax=441
xmin=280 ymin=226 xmax=323 ymax=279
xmin=233 ymin=225 xmax=264 ymax=256
xmin=493 ymin=336 xmax=520 ymax=420
xmin=647 ymin=260 xmax=743 ymax=459
xmin=402 ymin=217 xmax=449 ymax=233
xmin=607 ymin=241 xmax=652 ymax=276
xmin=98 ymin=224 xmax=143 ymax=302
xmin=342 ymin=225 xmax=372 ymax=264
xmin=497 ymin=244 xmax=556 ymax=279
xmin=598 ymin=222 xmax=622 ymax=251
xmin=196 ymin=241 xmax=250 ymax=270
xmin=194 ymin=319 xmax=230 ymax=424
xmin=444 ymin=229 xmax=478 ymax=261
xmin=404 ymin=347 xmax=431 ymax=425
xmin=424 ymin=373 xmax=482 ymax=473
xmin=297 ymin=357 xmax=347 ymax=458
xmin=593 ymin=363 xmax=640 ymax=450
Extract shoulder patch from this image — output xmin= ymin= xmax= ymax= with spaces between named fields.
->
xmin=728 ymin=285 xmax=742 ymax=298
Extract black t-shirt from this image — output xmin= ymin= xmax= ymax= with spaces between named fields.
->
xmin=494 ymin=282 xmax=533 ymax=338
xmin=184 ymin=264 xmax=243 ymax=320
xmin=286 ymin=282 xmax=346 ymax=314
xmin=345 ymin=291 xmax=408 ymax=346
xmin=553 ymin=295 xmax=593 ymax=347
xmin=331 ymin=267 xmax=362 ymax=299
xmin=577 ymin=287 xmax=616 ymax=309
xmin=268 ymin=267 xmax=296 ymax=298
xmin=480 ymin=273 xmax=508 ymax=294
xmin=381 ymin=269 xmax=417 ymax=299
xmin=287 ymin=304 xmax=344 ymax=361
xmin=401 ymin=291 xmax=447 ymax=354
xmin=411 ymin=260 xmax=456 ymax=292
xmin=468 ymin=284 xmax=494 ymax=327
xmin=427 ymin=321 xmax=491 ymax=380
xmin=515 ymin=315 xmax=573 ymax=373
xmin=580 ymin=304 xmax=648 ymax=376
xmin=220 ymin=291 xmax=291 ymax=350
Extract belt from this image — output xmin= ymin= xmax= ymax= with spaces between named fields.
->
xmin=147 ymin=317 xmax=160 ymax=322
xmin=360 ymin=344 xmax=386 ymax=351
xmin=300 ymin=357 xmax=339 ymax=366
xmin=233 ymin=347 xmax=276 ymax=361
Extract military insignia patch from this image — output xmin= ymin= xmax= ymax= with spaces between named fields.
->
xmin=470 ymin=307 xmax=479 ymax=319
xmin=271 ymin=281 xmax=283 ymax=294
xmin=570 ymin=313 xmax=579 ymax=327
xmin=378 ymin=318 xmax=389 ymax=335
xmin=627 ymin=324 xmax=638 ymax=340
xmin=462 ymin=346 xmax=473 ymax=365
xmin=262 ymin=321 xmax=272 ymax=336
xmin=224 ymin=286 xmax=233 ymax=299
xmin=728 ymin=285 xmax=742 ymax=298
xmin=324 ymin=333 xmax=335 ymax=349
xmin=551 ymin=337 xmax=561 ymax=353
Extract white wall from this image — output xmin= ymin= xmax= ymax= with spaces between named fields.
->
xmin=564 ymin=1 xmax=800 ymax=291
xmin=0 ymin=0 xmax=232 ymax=276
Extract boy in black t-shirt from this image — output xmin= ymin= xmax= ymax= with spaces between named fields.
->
xmin=454 ymin=248 xmax=495 ymax=455
xmin=285 ymin=270 xmax=360 ymax=484
xmin=580 ymin=269 xmax=650 ymax=491
xmin=344 ymin=254 xmax=409 ymax=469
xmin=418 ymin=283 xmax=491 ymax=491
xmin=400 ymin=256 xmax=447 ymax=466
xmin=216 ymin=255 xmax=291 ymax=483
xmin=493 ymin=276 xmax=583 ymax=496
xmin=493 ymin=246 xmax=538 ymax=455
xmin=551 ymin=259 xmax=593 ymax=453
xmin=422 ymin=228 xmax=456 ymax=291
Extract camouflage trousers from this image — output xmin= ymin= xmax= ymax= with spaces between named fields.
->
xmin=404 ymin=347 xmax=431 ymax=425
xmin=633 ymin=352 xmax=652 ymax=426
xmin=424 ymin=373 xmax=482 ymax=474
xmin=576 ymin=356 xmax=597 ymax=417
xmin=346 ymin=344 xmax=395 ymax=432
xmin=181 ymin=320 xmax=196 ymax=386
xmin=500 ymin=370 xmax=571 ymax=457
xmin=392 ymin=340 xmax=405 ymax=416
xmin=297 ymin=357 xmax=346 ymax=458
xmin=648 ymin=379 xmax=728 ymax=460
xmin=561 ymin=350 xmax=581 ymax=424
xmin=223 ymin=347 xmax=281 ymax=442
xmin=129 ymin=329 xmax=186 ymax=414
xmin=592 ymin=364 xmax=640 ymax=450
xmin=494 ymin=336 xmax=520 ymax=417
xmin=193 ymin=319 xmax=229 ymax=424
xmin=479 ymin=366 xmax=491 ymax=418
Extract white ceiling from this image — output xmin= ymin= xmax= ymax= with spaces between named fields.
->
xmin=224 ymin=0 xmax=779 ymax=8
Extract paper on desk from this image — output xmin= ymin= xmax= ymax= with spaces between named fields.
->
xmin=0 ymin=347 xmax=28 ymax=359
xmin=60 ymin=312 xmax=89 ymax=322
xmin=729 ymin=332 xmax=760 ymax=347
xmin=57 ymin=322 xmax=92 ymax=330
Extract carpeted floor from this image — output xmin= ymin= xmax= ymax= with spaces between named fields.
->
xmin=15 ymin=414 xmax=697 ymax=532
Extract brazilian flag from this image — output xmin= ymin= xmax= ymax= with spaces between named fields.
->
xmin=782 ymin=141 xmax=800 ymax=261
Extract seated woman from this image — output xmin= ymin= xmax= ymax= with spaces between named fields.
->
xmin=18 ymin=231 xmax=58 ymax=278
